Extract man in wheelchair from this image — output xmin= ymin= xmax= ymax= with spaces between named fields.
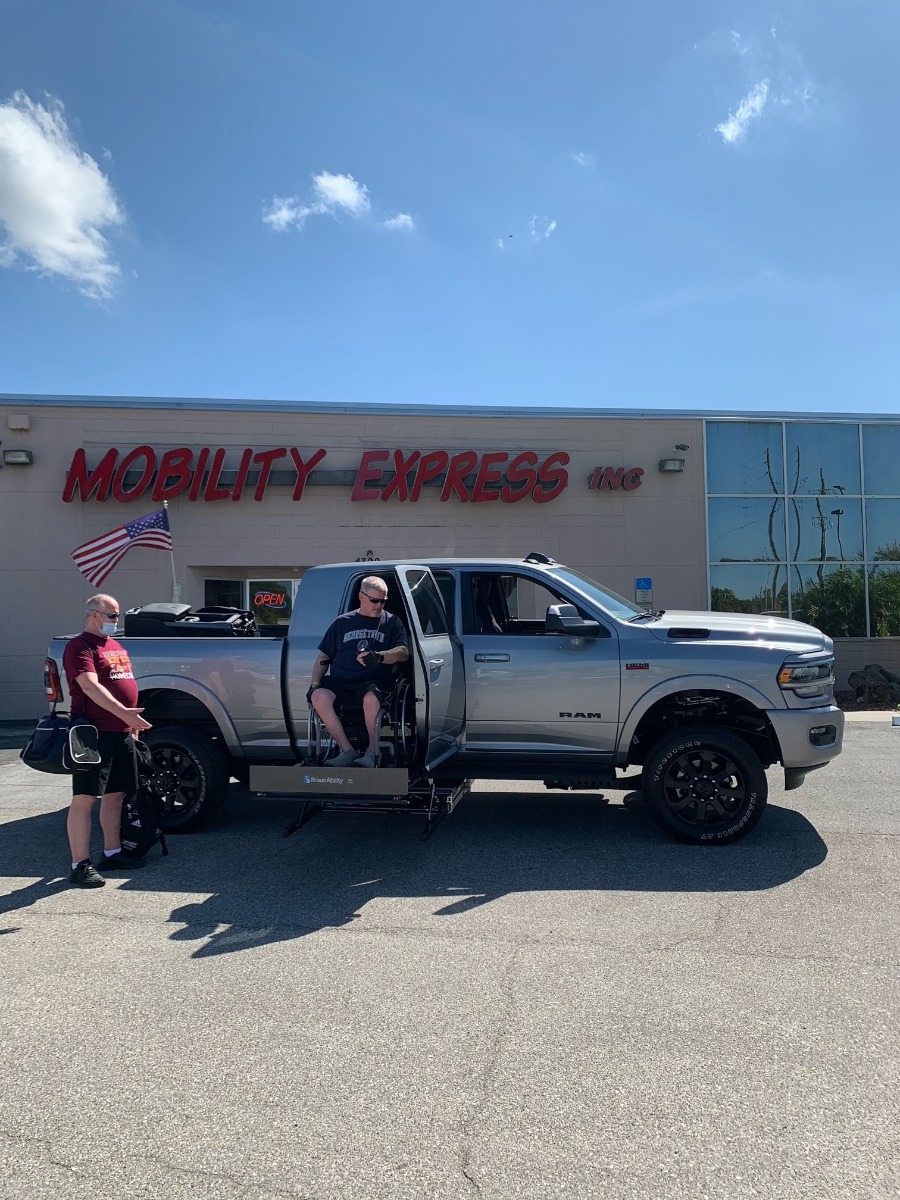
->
xmin=307 ymin=576 xmax=409 ymax=767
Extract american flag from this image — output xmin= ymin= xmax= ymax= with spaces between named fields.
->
xmin=72 ymin=509 xmax=173 ymax=587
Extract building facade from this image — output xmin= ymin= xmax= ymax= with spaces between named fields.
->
xmin=1 ymin=395 xmax=898 ymax=721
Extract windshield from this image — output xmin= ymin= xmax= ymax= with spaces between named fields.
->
xmin=548 ymin=567 xmax=643 ymax=620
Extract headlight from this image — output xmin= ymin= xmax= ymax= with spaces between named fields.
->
xmin=778 ymin=661 xmax=834 ymax=697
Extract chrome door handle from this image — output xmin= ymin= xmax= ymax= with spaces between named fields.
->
xmin=474 ymin=653 xmax=510 ymax=662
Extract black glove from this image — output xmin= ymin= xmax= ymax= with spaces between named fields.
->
xmin=360 ymin=649 xmax=383 ymax=668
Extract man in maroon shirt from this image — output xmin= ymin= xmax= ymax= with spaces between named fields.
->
xmin=62 ymin=594 xmax=152 ymax=887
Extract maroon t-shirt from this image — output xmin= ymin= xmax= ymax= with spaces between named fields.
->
xmin=63 ymin=631 xmax=139 ymax=733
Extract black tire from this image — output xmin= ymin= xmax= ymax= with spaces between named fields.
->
xmin=642 ymin=725 xmax=768 ymax=845
xmin=142 ymin=726 xmax=230 ymax=832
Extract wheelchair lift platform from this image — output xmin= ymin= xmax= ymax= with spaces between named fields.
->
xmin=250 ymin=764 xmax=470 ymax=840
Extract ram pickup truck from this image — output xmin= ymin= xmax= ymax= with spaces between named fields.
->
xmin=44 ymin=553 xmax=844 ymax=844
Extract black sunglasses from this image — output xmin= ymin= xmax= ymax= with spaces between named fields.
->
xmin=94 ymin=610 xmax=120 ymax=619
xmin=360 ymin=592 xmax=386 ymax=605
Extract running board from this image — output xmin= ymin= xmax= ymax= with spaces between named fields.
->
xmin=250 ymin=765 xmax=470 ymax=842
xmin=251 ymin=764 xmax=410 ymax=798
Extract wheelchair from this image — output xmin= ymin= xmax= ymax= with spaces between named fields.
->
xmin=305 ymin=668 xmax=416 ymax=768
xmin=280 ymin=667 xmax=468 ymax=841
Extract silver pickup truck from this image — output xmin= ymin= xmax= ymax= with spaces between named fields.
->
xmin=44 ymin=553 xmax=844 ymax=844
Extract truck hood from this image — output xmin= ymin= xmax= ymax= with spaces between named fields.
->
xmin=644 ymin=610 xmax=833 ymax=655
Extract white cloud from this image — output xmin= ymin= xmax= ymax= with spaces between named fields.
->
xmin=382 ymin=212 xmax=414 ymax=232
xmin=569 ymin=151 xmax=595 ymax=170
xmin=709 ymin=27 xmax=818 ymax=147
xmin=0 ymin=90 xmax=123 ymax=298
xmin=264 ymin=170 xmax=383 ymax=233
xmin=715 ymin=79 xmax=769 ymax=143
xmin=312 ymin=171 xmax=370 ymax=216
xmin=263 ymin=197 xmax=311 ymax=232
xmin=528 ymin=215 xmax=557 ymax=242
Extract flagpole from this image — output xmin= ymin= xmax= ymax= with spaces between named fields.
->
xmin=163 ymin=501 xmax=181 ymax=602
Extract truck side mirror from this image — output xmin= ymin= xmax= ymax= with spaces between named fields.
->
xmin=545 ymin=604 xmax=602 ymax=635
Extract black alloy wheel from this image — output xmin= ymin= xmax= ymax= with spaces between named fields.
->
xmin=142 ymin=726 xmax=229 ymax=832
xmin=642 ymin=725 xmax=768 ymax=844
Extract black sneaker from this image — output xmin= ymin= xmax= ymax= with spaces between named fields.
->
xmin=96 ymin=851 xmax=146 ymax=871
xmin=70 ymin=859 xmax=106 ymax=888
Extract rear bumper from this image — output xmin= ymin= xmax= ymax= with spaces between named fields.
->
xmin=767 ymin=705 xmax=844 ymax=769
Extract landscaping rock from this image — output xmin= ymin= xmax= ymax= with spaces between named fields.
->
xmin=847 ymin=664 xmax=900 ymax=706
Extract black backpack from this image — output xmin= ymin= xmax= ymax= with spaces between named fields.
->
xmin=120 ymin=740 xmax=170 ymax=859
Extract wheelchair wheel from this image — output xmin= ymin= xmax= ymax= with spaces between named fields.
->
xmin=306 ymin=706 xmax=332 ymax=763
xmin=390 ymin=677 xmax=416 ymax=765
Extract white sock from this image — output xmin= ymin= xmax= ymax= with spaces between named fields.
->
xmin=103 ymin=848 xmax=122 ymax=857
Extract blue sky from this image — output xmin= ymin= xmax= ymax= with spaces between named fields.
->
xmin=0 ymin=0 xmax=898 ymax=412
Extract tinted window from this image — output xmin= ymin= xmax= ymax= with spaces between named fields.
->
xmin=708 ymin=498 xmax=786 ymax=562
xmin=249 ymin=579 xmax=293 ymax=626
xmin=862 ymin=425 xmax=900 ymax=495
xmin=205 ymin=578 xmax=243 ymax=608
xmin=787 ymin=498 xmax=863 ymax=562
xmin=405 ymin=569 xmax=448 ymax=636
xmin=786 ymin=423 xmax=860 ymax=496
xmin=790 ymin=565 xmax=865 ymax=637
xmin=433 ymin=571 xmax=456 ymax=630
xmin=709 ymin=564 xmax=789 ymax=616
xmin=865 ymin=499 xmax=900 ymax=560
xmin=706 ymin=422 xmax=783 ymax=495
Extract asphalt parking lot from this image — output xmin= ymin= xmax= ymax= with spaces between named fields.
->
xmin=0 ymin=717 xmax=898 ymax=1200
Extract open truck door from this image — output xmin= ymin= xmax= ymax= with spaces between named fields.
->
xmin=395 ymin=565 xmax=465 ymax=771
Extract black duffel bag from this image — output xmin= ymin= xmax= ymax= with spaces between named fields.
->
xmin=20 ymin=713 xmax=101 ymax=774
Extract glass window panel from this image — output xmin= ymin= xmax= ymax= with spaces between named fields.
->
xmin=706 ymin=421 xmax=783 ymax=494
xmin=204 ymin=578 xmax=243 ymax=608
xmin=249 ymin=579 xmax=293 ymax=626
xmin=709 ymin=564 xmax=789 ymax=616
xmin=862 ymin=425 xmax=900 ymax=495
xmin=405 ymin=569 xmax=449 ymax=637
xmin=790 ymin=565 xmax=865 ymax=637
xmin=432 ymin=570 xmax=456 ymax=628
xmin=868 ymin=565 xmax=900 ymax=636
xmin=785 ymin=423 xmax=860 ymax=496
xmin=864 ymin=499 xmax=900 ymax=561
xmin=787 ymin=497 xmax=863 ymax=562
xmin=708 ymin=497 xmax=785 ymax=562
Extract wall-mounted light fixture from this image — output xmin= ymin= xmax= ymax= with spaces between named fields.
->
xmin=2 ymin=449 xmax=33 ymax=466
xmin=355 ymin=549 xmax=380 ymax=562
xmin=658 ymin=458 xmax=685 ymax=473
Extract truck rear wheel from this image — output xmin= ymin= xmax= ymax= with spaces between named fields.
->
xmin=143 ymin=726 xmax=229 ymax=832
xmin=642 ymin=725 xmax=767 ymax=845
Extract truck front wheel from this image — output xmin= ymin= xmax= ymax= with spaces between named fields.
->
xmin=143 ymin=726 xmax=230 ymax=832
xmin=642 ymin=725 xmax=768 ymax=845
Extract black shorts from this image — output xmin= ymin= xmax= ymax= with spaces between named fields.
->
xmin=314 ymin=677 xmax=386 ymax=708
xmin=71 ymin=731 xmax=138 ymax=798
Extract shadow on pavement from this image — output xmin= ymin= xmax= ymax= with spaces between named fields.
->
xmin=0 ymin=780 xmax=828 ymax=956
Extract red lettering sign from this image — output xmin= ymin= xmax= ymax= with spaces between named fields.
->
xmin=588 ymin=466 xmax=644 ymax=492
xmin=253 ymin=590 xmax=287 ymax=609
xmin=152 ymin=448 xmax=194 ymax=502
xmin=61 ymin=446 xmax=584 ymax=504
xmin=63 ymin=447 xmax=117 ymax=502
xmin=112 ymin=446 xmax=156 ymax=503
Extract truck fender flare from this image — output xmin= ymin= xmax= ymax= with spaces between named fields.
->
xmin=134 ymin=673 xmax=242 ymax=753
xmin=616 ymin=674 xmax=775 ymax=757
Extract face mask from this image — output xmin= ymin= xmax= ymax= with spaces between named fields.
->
xmin=100 ymin=621 xmax=117 ymax=637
